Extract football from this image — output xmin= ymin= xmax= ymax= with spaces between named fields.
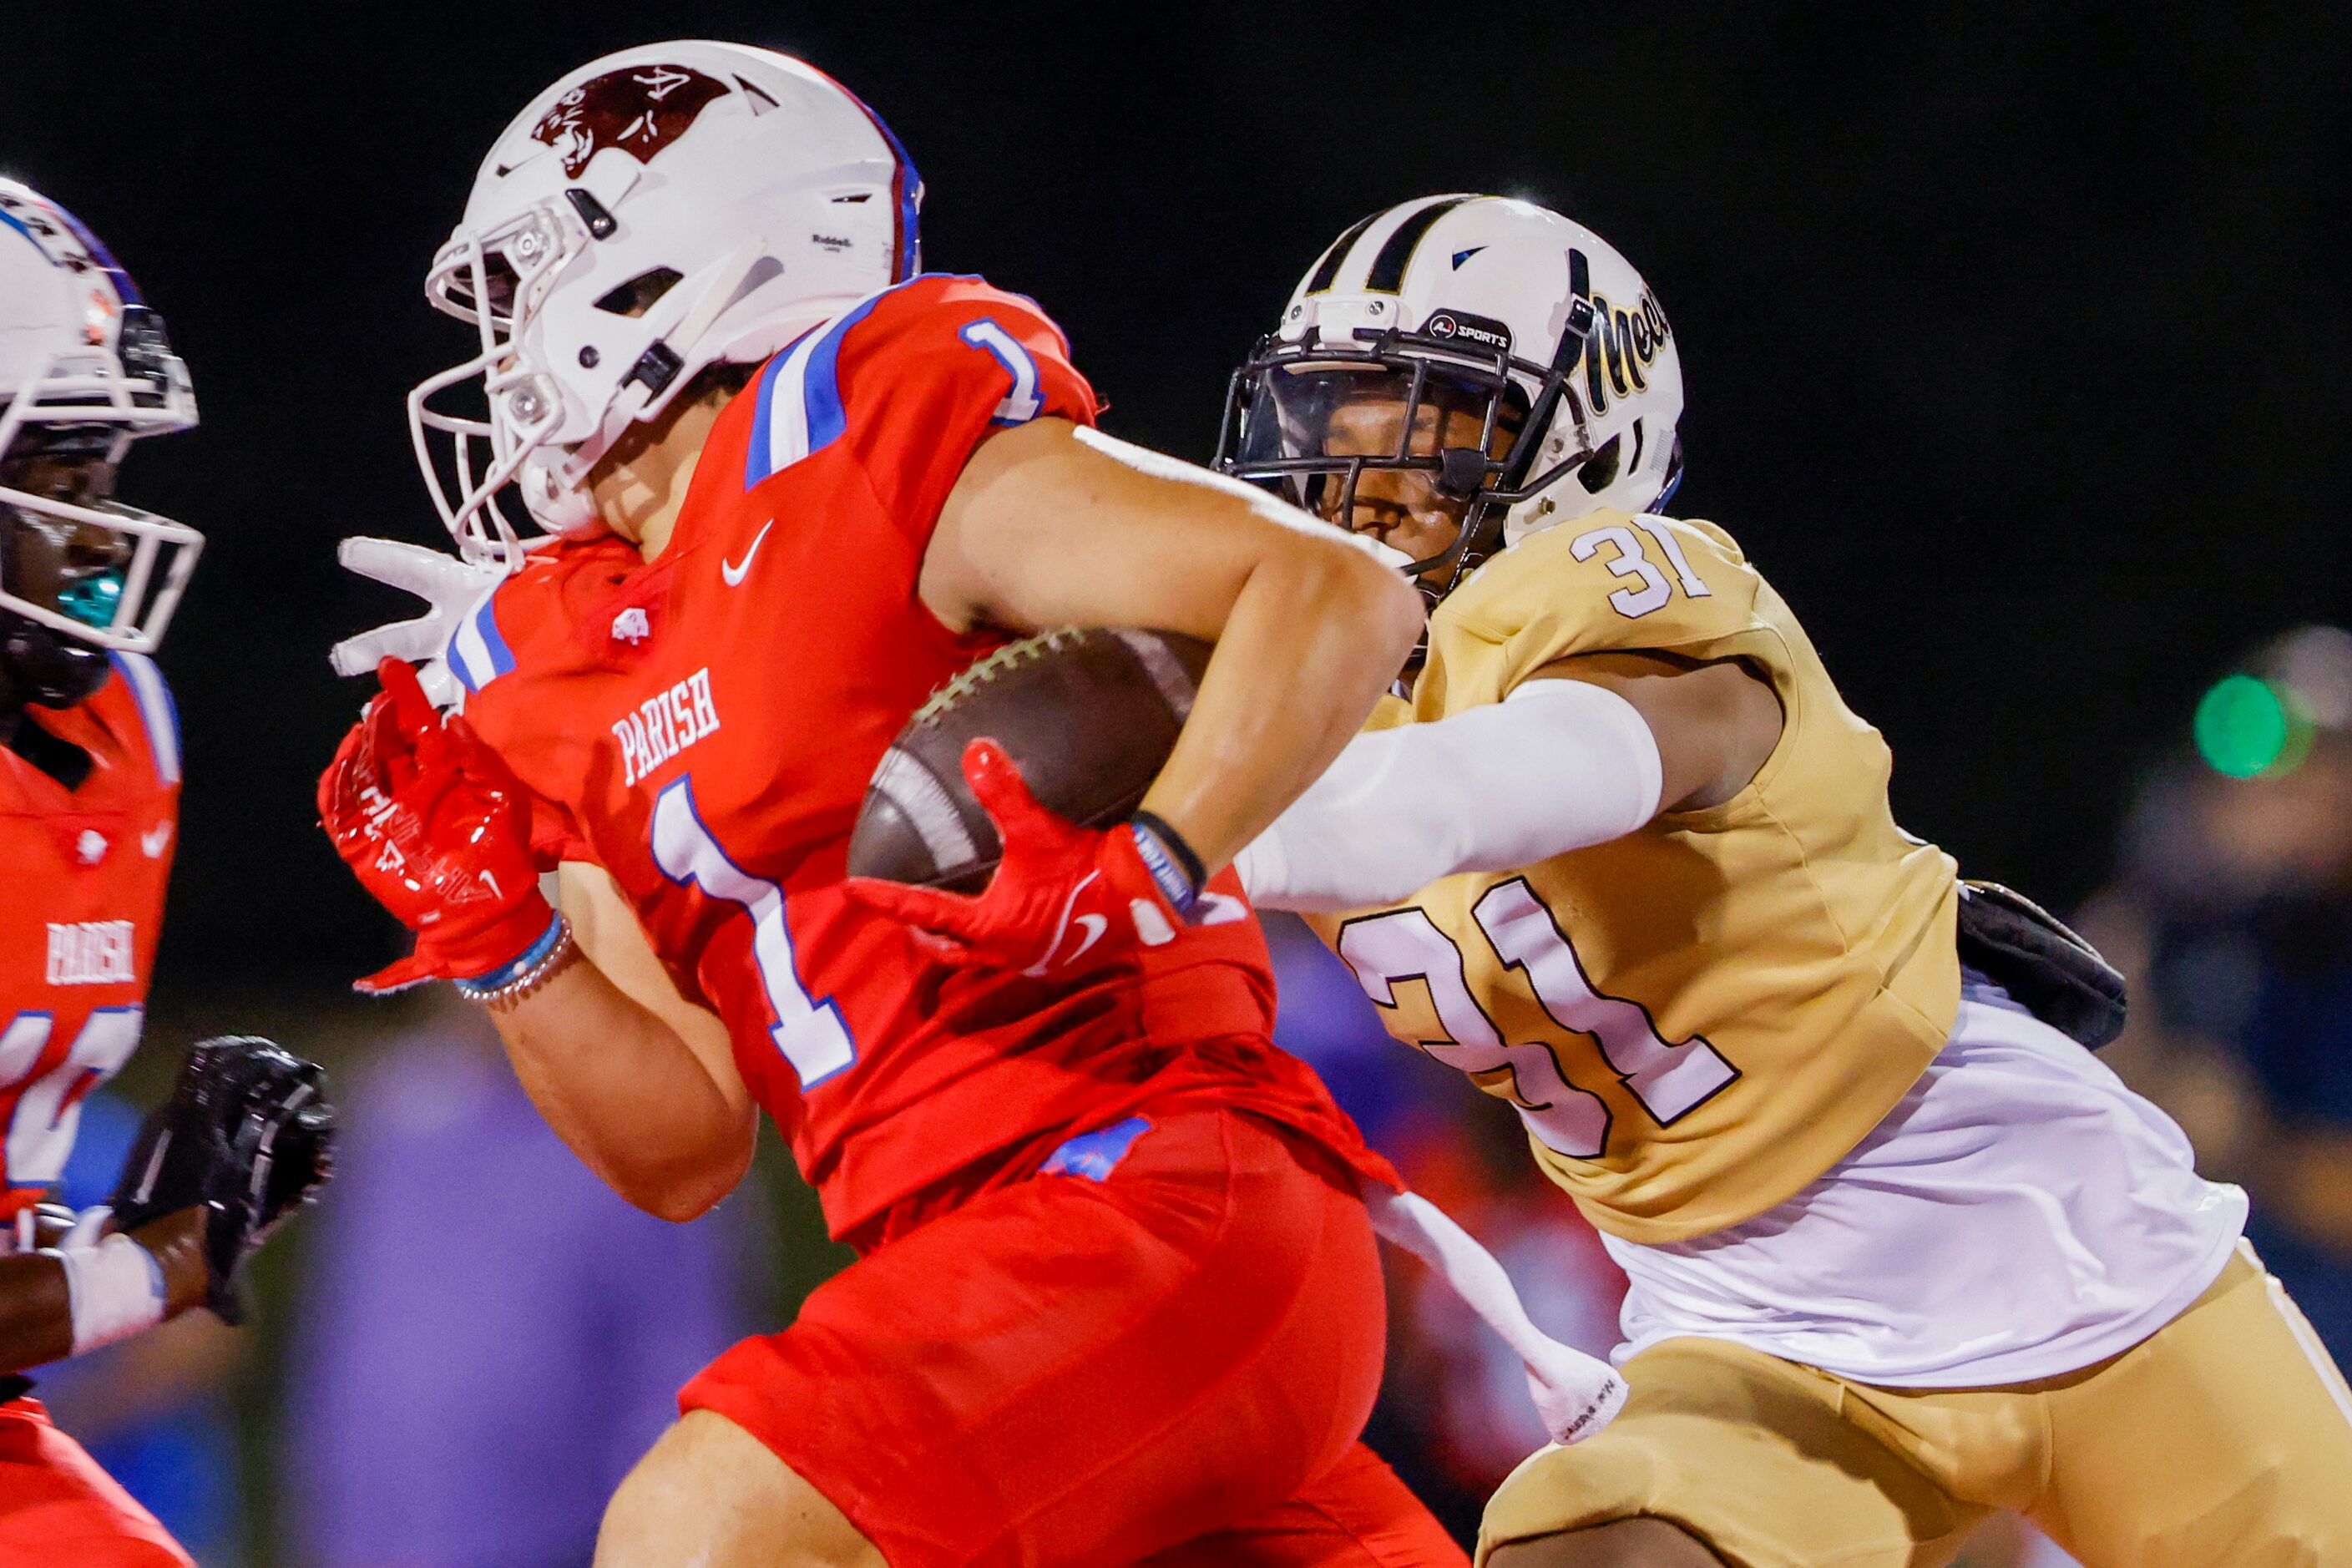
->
xmin=847 ymin=627 xmax=1213 ymax=891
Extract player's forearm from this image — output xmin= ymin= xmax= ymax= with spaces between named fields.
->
xmin=0 ymin=1252 xmax=77 ymax=1372
xmin=1139 ymin=539 xmax=1422 ymax=871
xmin=0 ymin=1209 xmax=208 ymax=1374
xmin=492 ymin=960 xmax=756 ymax=1221
xmin=1236 ymin=680 xmax=1664 ymax=912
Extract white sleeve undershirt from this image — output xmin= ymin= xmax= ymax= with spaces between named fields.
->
xmin=1234 ymin=678 xmax=1664 ymax=913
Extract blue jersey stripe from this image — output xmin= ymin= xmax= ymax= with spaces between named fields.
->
xmin=741 ymin=286 xmax=902 ymax=489
xmin=743 ymin=346 xmax=798 ymax=493
xmin=742 ymin=276 xmax=1012 ymax=492
xmin=445 ymin=583 xmax=516 ymax=695
xmin=472 ymin=594 xmax=515 ymax=680
xmin=448 ymin=625 xmax=479 ymax=695
xmin=798 ymin=292 xmax=892 ymax=456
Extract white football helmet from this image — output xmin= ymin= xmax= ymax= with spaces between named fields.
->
xmin=0 ymin=179 xmax=200 ymax=675
xmin=1217 ymin=195 xmax=1681 ymax=598
xmin=412 ymin=40 xmax=922 ymax=564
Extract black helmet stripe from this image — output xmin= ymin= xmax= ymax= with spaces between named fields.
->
xmin=1364 ymin=195 xmax=1475 ymax=293
xmin=1303 ymin=209 xmax=1385 ymax=296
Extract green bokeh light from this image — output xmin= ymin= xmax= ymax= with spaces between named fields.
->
xmin=2195 ymin=674 xmax=2294 ymax=778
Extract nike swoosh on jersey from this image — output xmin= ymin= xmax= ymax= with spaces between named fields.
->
xmin=140 ymin=822 xmax=172 ymax=858
xmin=721 ymin=521 xmax=776 ymax=587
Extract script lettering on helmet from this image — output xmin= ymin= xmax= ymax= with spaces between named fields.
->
xmin=1566 ymin=251 xmax=1672 ymax=417
xmin=530 ymin=64 xmax=731 ymax=179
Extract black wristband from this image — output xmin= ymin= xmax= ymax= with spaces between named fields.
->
xmin=1129 ymin=809 xmax=1206 ymax=905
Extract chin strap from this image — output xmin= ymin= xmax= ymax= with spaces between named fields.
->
xmin=534 ymin=237 xmax=777 ymax=534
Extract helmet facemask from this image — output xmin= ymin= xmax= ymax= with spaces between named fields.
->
xmin=410 ymin=196 xmax=600 ymax=566
xmin=1221 ymin=196 xmax=1688 ymax=626
xmin=0 ymin=309 xmax=201 ymax=668
xmin=1217 ymin=310 xmax=1597 ymax=604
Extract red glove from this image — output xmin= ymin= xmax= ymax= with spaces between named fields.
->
xmin=840 ymin=740 xmax=1199 ymax=982
xmin=318 ymin=658 xmax=555 ymax=994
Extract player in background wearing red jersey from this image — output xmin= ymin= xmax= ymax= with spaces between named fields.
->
xmin=0 ymin=178 xmax=334 ymax=1565
xmin=320 ymin=41 xmax=1621 ymax=1568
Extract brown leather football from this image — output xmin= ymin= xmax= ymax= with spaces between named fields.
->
xmin=847 ymin=627 xmax=1213 ymax=891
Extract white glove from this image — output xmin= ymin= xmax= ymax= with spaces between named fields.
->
xmin=1365 ymin=1186 xmax=1630 ymax=1445
xmin=328 ymin=537 xmax=507 ymax=710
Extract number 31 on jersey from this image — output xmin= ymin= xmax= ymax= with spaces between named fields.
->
xmin=1338 ymin=878 xmax=1737 ymax=1161
xmin=1571 ymin=517 xmax=1710 ymax=620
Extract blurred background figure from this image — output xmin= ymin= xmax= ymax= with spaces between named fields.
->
xmin=2082 ymin=625 xmax=2352 ymax=1367
xmin=276 ymin=997 xmax=767 ymax=1568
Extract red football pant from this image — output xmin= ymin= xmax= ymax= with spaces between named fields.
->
xmin=682 ymin=1108 xmax=1465 ymax=1567
xmin=0 ymin=1398 xmax=190 ymax=1566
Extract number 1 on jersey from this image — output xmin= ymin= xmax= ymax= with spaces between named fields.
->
xmin=959 ymin=319 xmax=1044 ymax=425
xmin=651 ymin=779 xmax=856 ymax=1089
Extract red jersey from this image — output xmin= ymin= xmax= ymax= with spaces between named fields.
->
xmin=0 ymin=656 xmax=180 ymax=1213
xmin=456 ymin=275 xmax=1383 ymax=1242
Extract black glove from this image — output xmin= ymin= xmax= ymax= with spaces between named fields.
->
xmin=110 ymin=1036 xmax=336 ymax=1323
xmin=1955 ymin=880 xmax=2128 ymax=1050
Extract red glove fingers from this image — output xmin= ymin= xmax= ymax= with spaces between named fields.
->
xmin=320 ymin=658 xmax=556 ymax=994
xmin=841 ymin=740 xmax=1190 ymax=981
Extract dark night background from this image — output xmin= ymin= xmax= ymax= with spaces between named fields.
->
xmin=3 ymin=8 xmax=2349 ymax=1561
xmin=4 ymin=3 xmax=2347 ymax=993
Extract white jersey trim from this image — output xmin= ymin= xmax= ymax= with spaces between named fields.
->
xmin=108 ymin=651 xmax=180 ymax=785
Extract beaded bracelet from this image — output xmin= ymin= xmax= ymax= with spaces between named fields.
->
xmin=453 ymin=913 xmax=580 ymax=1012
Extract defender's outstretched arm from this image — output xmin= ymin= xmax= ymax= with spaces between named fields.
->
xmin=1239 ymin=650 xmax=1782 ymax=913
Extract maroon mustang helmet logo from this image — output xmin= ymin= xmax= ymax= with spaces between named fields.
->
xmin=530 ymin=63 xmax=731 ymax=179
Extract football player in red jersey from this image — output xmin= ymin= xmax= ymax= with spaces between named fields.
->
xmin=0 ymin=178 xmax=334 ymax=1565
xmin=313 ymin=40 xmax=1602 ymax=1568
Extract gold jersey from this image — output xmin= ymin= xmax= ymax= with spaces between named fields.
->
xmin=1305 ymin=511 xmax=1960 ymax=1244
